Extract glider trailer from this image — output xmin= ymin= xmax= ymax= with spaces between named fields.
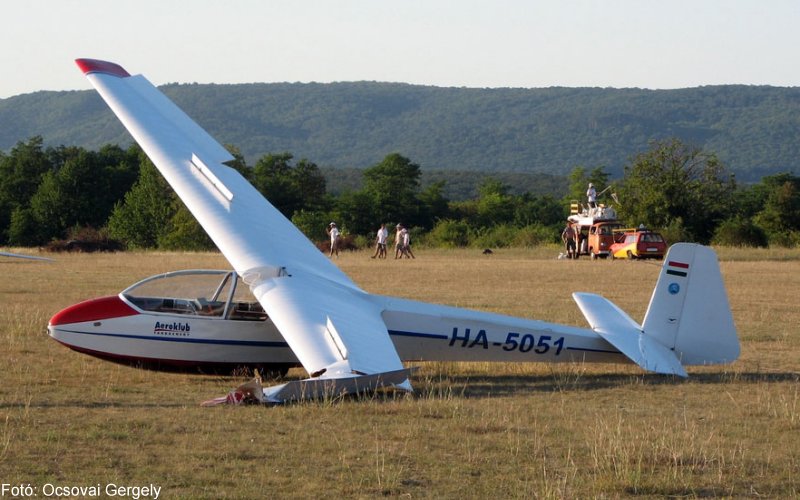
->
xmin=48 ymin=59 xmax=740 ymax=404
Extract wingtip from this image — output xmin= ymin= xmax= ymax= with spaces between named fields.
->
xmin=75 ymin=58 xmax=130 ymax=77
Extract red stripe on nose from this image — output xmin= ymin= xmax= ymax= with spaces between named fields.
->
xmin=49 ymin=296 xmax=138 ymax=326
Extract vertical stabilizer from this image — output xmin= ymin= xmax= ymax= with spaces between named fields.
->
xmin=642 ymin=244 xmax=739 ymax=365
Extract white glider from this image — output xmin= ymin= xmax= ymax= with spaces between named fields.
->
xmin=69 ymin=59 xmax=739 ymax=403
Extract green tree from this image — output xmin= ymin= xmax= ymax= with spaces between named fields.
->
xmin=293 ymin=159 xmax=329 ymax=212
xmin=335 ymin=190 xmax=377 ymax=236
xmin=513 ymin=193 xmax=565 ymax=228
xmin=752 ymin=173 xmax=800 ymax=245
xmin=475 ymin=178 xmax=514 ymax=228
xmin=7 ymin=207 xmax=40 ymax=246
xmin=417 ymin=180 xmax=450 ymax=229
xmin=291 ymin=209 xmax=336 ymax=242
xmin=618 ymin=139 xmax=736 ymax=243
xmin=223 ymin=144 xmax=252 ymax=182
xmin=252 ymin=153 xmax=328 ymax=217
xmin=107 ymin=157 xmax=174 ymax=248
xmin=158 ymin=201 xmax=215 ymax=251
xmin=362 ymin=153 xmax=422 ymax=226
xmin=252 ymin=152 xmax=297 ymax=216
xmin=15 ymin=145 xmax=140 ymax=245
xmin=0 ymin=137 xmax=52 ymax=242
xmin=566 ymin=166 xmax=611 ymax=207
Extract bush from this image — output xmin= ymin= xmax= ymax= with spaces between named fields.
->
xmin=711 ymin=218 xmax=768 ymax=247
xmin=659 ymin=218 xmax=689 ymax=244
xmin=513 ymin=223 xmax=560 ymax=247
xmin=426 ymin=219 xmax=471 ymax=248
xmin=471 ymin=224 xmax=518 ymax=248
xmin=764 ymin=229 xmax=800 ymax=248
xmin=469 ymin=223 xmax=559 ymax=249
xmin=45 ymin=226 xmax=123 ymax=252
xmin=352 ymin=234 xmax=371 ymax=249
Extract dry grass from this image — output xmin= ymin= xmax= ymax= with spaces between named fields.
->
xmin=0 ymin=246 xmax=798 ymax=498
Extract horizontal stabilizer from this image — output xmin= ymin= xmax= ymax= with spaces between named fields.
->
xmin=262 ymin=369 xmax=414 ymax=404
xmin=573 ymin=292 xmax=687 ymax=377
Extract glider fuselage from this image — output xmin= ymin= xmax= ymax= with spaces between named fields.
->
xmin=47 ymin=269 xmax=623 ymax=374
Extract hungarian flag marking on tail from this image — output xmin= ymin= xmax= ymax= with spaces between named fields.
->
xmin=666 ymin=260 xmax=690 ymax=277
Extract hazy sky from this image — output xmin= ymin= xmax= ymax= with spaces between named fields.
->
xmin=2 ymin=0 xmax=798 ymax=98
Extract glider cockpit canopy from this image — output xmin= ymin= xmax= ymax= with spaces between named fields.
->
xmin=122 ymin=269 xmax=267 ymax=321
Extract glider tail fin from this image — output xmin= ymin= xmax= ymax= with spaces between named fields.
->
xmin=641 ymin=243 xmax=739 ymax=366
xmin=573 ymin=243 xmax=739 ymax=377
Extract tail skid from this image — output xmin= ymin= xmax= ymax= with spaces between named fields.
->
xmin=574 ymin=243 xmax=738 ymax=376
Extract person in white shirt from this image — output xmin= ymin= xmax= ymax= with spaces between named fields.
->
xmin=586 ymin=183 xmax=597 ymax=209
xmin=400 ymin=227 xmax=415 ymax=259
xmin=326 ymin=222 xmax=340 ymax=257
xmin=394 ymin=224 xmax=404 ymax=259
xmin=371 ymin=223 xmax=389 ymax=259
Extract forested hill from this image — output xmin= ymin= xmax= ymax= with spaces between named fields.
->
xmin=2 ymin=82 xmax=799 ymax=181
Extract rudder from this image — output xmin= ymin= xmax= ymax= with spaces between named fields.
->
xmin=642 ymin=243 xmax=739 ymax=365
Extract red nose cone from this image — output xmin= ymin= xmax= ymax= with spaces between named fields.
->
xmin=49 ymin=296 xmax=138 ymax=326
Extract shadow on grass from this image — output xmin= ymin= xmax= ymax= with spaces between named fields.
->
xmin=419 ymin=370 xmax=800 ymax=399
xmin=2 ymin=371 xmax=795 ymax=409
xmin=0 ymin=400 xmax=195 ymax=410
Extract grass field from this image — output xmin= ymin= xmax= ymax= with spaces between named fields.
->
xmin=1 ymin=246 xmax=798 ymax=498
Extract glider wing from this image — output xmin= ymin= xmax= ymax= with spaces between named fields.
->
xmin=76 ymin=59 xmax=408 ymax=396
xmin=0 ymin=251 xmax=53 ymax=262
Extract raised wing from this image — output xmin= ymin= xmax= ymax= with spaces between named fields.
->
xmin=76 ymin=59 xmax=409 ymax=399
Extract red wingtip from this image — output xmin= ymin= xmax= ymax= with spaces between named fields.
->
xmin=75 ymin=58 xmax=130 ymax=77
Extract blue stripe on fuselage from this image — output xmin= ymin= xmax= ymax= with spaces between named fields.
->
xmin=387 ymin=329 xmax=449 ymax=340
xmin=52 ymin=328 xmax=290 ymax=348
xmin=388 ymin=329 xmax=622 ymax=355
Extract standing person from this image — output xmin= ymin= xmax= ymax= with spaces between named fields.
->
xmin=394 ymin=224 xmax=404 ymax=259
xmin=574 ymin=226 xmax=584 ymax=259
xmin=562 ymin=222 xmax=577 ymax=259
xmin=326 ymin=222 xmax=340 ymax=258
xmin=401 ymin=226 xmax=415 ymax=259
xmin=586 ymin=183 xmax=597 ymax=209
xmin=371 ymin=223 xmax=389 ymax=259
